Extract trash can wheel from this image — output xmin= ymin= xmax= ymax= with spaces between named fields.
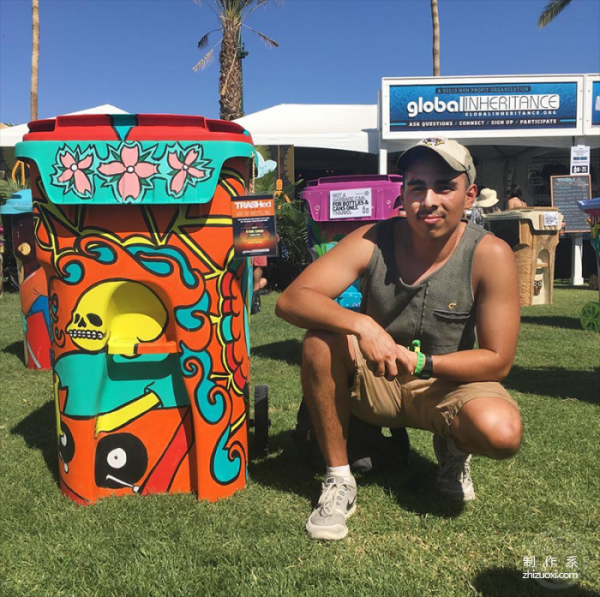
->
xmin=250 ymin=293 xmax=261 ymax=315
xmin=252 ymin=385 xmax=270 ymax=457
xmin=580 ymin=301 xmax=600 ymax=332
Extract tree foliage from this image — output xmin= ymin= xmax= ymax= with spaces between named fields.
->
xmin=538 ymin=0 xmax=573 ymax=28
xmin=193 ymin=0 xmax=279 ymax=120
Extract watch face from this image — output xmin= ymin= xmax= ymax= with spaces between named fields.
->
xmin=421 ymin=355 xmax=434 ymax=379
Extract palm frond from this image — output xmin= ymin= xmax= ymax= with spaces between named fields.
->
xmin=242 ymin=24 xmax=279 ymax=48
xmin=538 ymin=0 xmax=573 ymax=28
xmin=193 ymin=0 xmax=220 ymax=18
xmin=192 ymin=44 xmax=220 ymax=72
xmin=197 ymin=30 xmax=219 ymax=48
xmin=0 ymin=177 xmax=30 ymax=204
xmin=244 ymin=0 xmax=277 ymax=18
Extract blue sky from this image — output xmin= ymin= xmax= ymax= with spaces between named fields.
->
xmin=1 ymin=0 xmax=599 ymax=124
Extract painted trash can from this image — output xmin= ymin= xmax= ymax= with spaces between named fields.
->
xmin=16 ymin=113 xmax=257 ymax=504
xmin=577 ymin=197 xmax=600 ymax=332
xmin=301 ymin=175 xmax=403 ymax=309
xmin=0 ymin=190 xmax=51 ymax=370
xmin=484 ymin=208 xmax=563 ymax=307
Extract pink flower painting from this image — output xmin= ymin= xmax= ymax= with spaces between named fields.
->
xmin=167 ymin=147 xmax=208 ymax=197
xmin=54 ymin=149 xmax=94 ymax=197
xmin=98 ymin=144 xmax=159 ymax=202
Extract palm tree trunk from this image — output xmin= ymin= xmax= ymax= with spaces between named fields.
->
xmin=430 ymin=0 xmax=440 ymax=76
xmin=219 ymin=24 xmax=243 ymax=121
xmin=30 ymin=0 xmax=39 ymax=120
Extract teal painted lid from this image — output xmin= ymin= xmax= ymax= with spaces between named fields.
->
xmin=15 ymin=113 xmax=257 ymax=206
xmin=0 ymin=190 xmax=33 ymax=215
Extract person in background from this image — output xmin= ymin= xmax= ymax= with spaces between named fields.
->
xmin=505 ymin=184 xmax=527 ymax=210
xmin=467 ymin=188 xmax=500 ymax=228
xmin=251 ymin=256 xmax=269 ymax=314
xmin=253 ymin=256 xmax=268 ymax=294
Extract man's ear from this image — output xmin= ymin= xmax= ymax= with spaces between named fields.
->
xmin=465 ymin=182 xmax=478 ymax=209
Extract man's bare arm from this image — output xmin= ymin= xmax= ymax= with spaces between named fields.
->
xmin=431 ymin=235 xmax=520 ymax=382
xmin=276 ymin=224 xmax=415 ymax=379
xmin=276 ymin=224 xmax=374 ymax=331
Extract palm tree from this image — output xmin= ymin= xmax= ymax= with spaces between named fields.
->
xmin=193 ymin=0 xmax=279 ymax=121
xmin=430 ymin=0 xmax=440 ymax=76
xmin=538 ymin=0 xmax=573 ymax=27
xmin=31 ymin=0 xmax=39 ymax=120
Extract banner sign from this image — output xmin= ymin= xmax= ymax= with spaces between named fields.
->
xmin=382 ymin=76 xmax=585 ymax=139
xmin=586 ymin=76 xmax=600 ymax=133
xmin=232 ymin=196 xmax=278 ymax=258
xmin=330 ymin=187 xmax=373 ymax=219
xmin=593 ymin=81 xmax=600 ymax=126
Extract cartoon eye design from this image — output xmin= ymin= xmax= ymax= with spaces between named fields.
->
xmin=107 ymin=447 xmax=127 ymax=469
xmin=87 ymin=313 xmax=103 ymax=327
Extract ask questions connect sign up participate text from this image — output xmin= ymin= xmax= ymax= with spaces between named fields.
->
xmin=382 ymin=75 xmax=585 ymax=139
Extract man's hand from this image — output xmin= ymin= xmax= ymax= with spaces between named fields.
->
xmin=356 ymin=318 xmax=417 ymax=381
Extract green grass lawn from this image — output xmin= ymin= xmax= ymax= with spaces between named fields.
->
xmin=1 ymin=287 xmax=599 ymax=597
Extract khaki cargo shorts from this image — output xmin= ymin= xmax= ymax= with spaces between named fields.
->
xmin=347 ymin=335 xmax=519 ymax=438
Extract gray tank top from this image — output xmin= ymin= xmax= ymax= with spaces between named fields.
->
xmin=360 ymin=218 xmax=489 ymax=355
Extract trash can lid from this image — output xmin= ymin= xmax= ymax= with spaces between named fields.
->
xmin=484 ymin=208 xmax=563 ymax=231
xmin=15 ymin=114 xmax=257 ymax=205
xmin=21 ymin=113 xmax=252 ymax=143
xmin=0 ymin=189 xmax=33 ymax=215
xmin=578 ymin=197 xmax=600 ymax=212
xmin=303 ymin=174 xmax=402 ymax=189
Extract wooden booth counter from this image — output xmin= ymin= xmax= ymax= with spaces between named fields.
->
xmin=484 ymin=208 xmax=563 ymax=307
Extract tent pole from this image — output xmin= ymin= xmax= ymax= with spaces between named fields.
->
xmin=379 ymin=141 xmax=388 ymax=175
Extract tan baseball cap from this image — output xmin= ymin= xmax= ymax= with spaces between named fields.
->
xmin=397 ymin=137 xmax=476 ymax=184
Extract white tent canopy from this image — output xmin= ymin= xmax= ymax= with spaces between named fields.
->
xmin=235 ymin=104 xmax=379 ymax=154
xmin=235 ymin=103 xmax=599 ymax=158
xmin=0 ymin=104 xmax=129 ymax=147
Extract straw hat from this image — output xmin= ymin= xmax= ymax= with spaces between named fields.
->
xmin=476 ymin=188 xmax=499 ymax=208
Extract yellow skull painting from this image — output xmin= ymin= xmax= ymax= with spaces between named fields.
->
xmin=66 ymin=281 xmax=168 ymax=353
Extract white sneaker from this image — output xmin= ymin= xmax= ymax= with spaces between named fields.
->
xmin=306 ymin=475 xmax=357 ymax=540
xmin=433 ymin=435 xmax=476 ymax=501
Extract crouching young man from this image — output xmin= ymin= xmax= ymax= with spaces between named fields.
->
xmin=276 ymin=137 xmax=522 ymax=540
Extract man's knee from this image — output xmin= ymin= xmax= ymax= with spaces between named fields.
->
xmin=477 ymin=406 xmax=522 ymax=459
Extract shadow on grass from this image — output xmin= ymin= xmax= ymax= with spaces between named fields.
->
xmin=504 ymin=365 xmax=600 ymax=405
xmin=521 ymin=315 xmax=583 ymax=330
xmin=11 ymin=400 xmax=59 ymax=484
xmin=249 ymin=431 xmax=317 ymax=501
xmin=474 ymin=567 xmax=599 ymax=597
xmin=365 ymin=449 xmax=464 ymax=519
xmin=250 ymin=430 xmax=463 ymax=518
xmin=252 ymin=339 xmax=302 ymax=367
xmin=2 ymin=340 xmax=25 ymax=365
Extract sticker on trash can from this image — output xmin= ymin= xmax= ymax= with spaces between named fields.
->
xmin=543 ymin=212 xmax=559 ymax=227
xmin=329 ymin=188 xmax=372 ymax=219
xmin=232 ymin=196 xmax=278 ymax=258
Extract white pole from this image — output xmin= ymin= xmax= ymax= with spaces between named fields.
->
xmin=379 ymin=141 xmax=388 ymax=175
xmin=569 ymin=137 xmax=587 ymax=286
xmin=570 ymin=234 xmax=584 ymax=286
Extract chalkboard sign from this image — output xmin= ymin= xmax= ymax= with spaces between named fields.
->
xmin=550 ymin=175 xmax=591 ymax=233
